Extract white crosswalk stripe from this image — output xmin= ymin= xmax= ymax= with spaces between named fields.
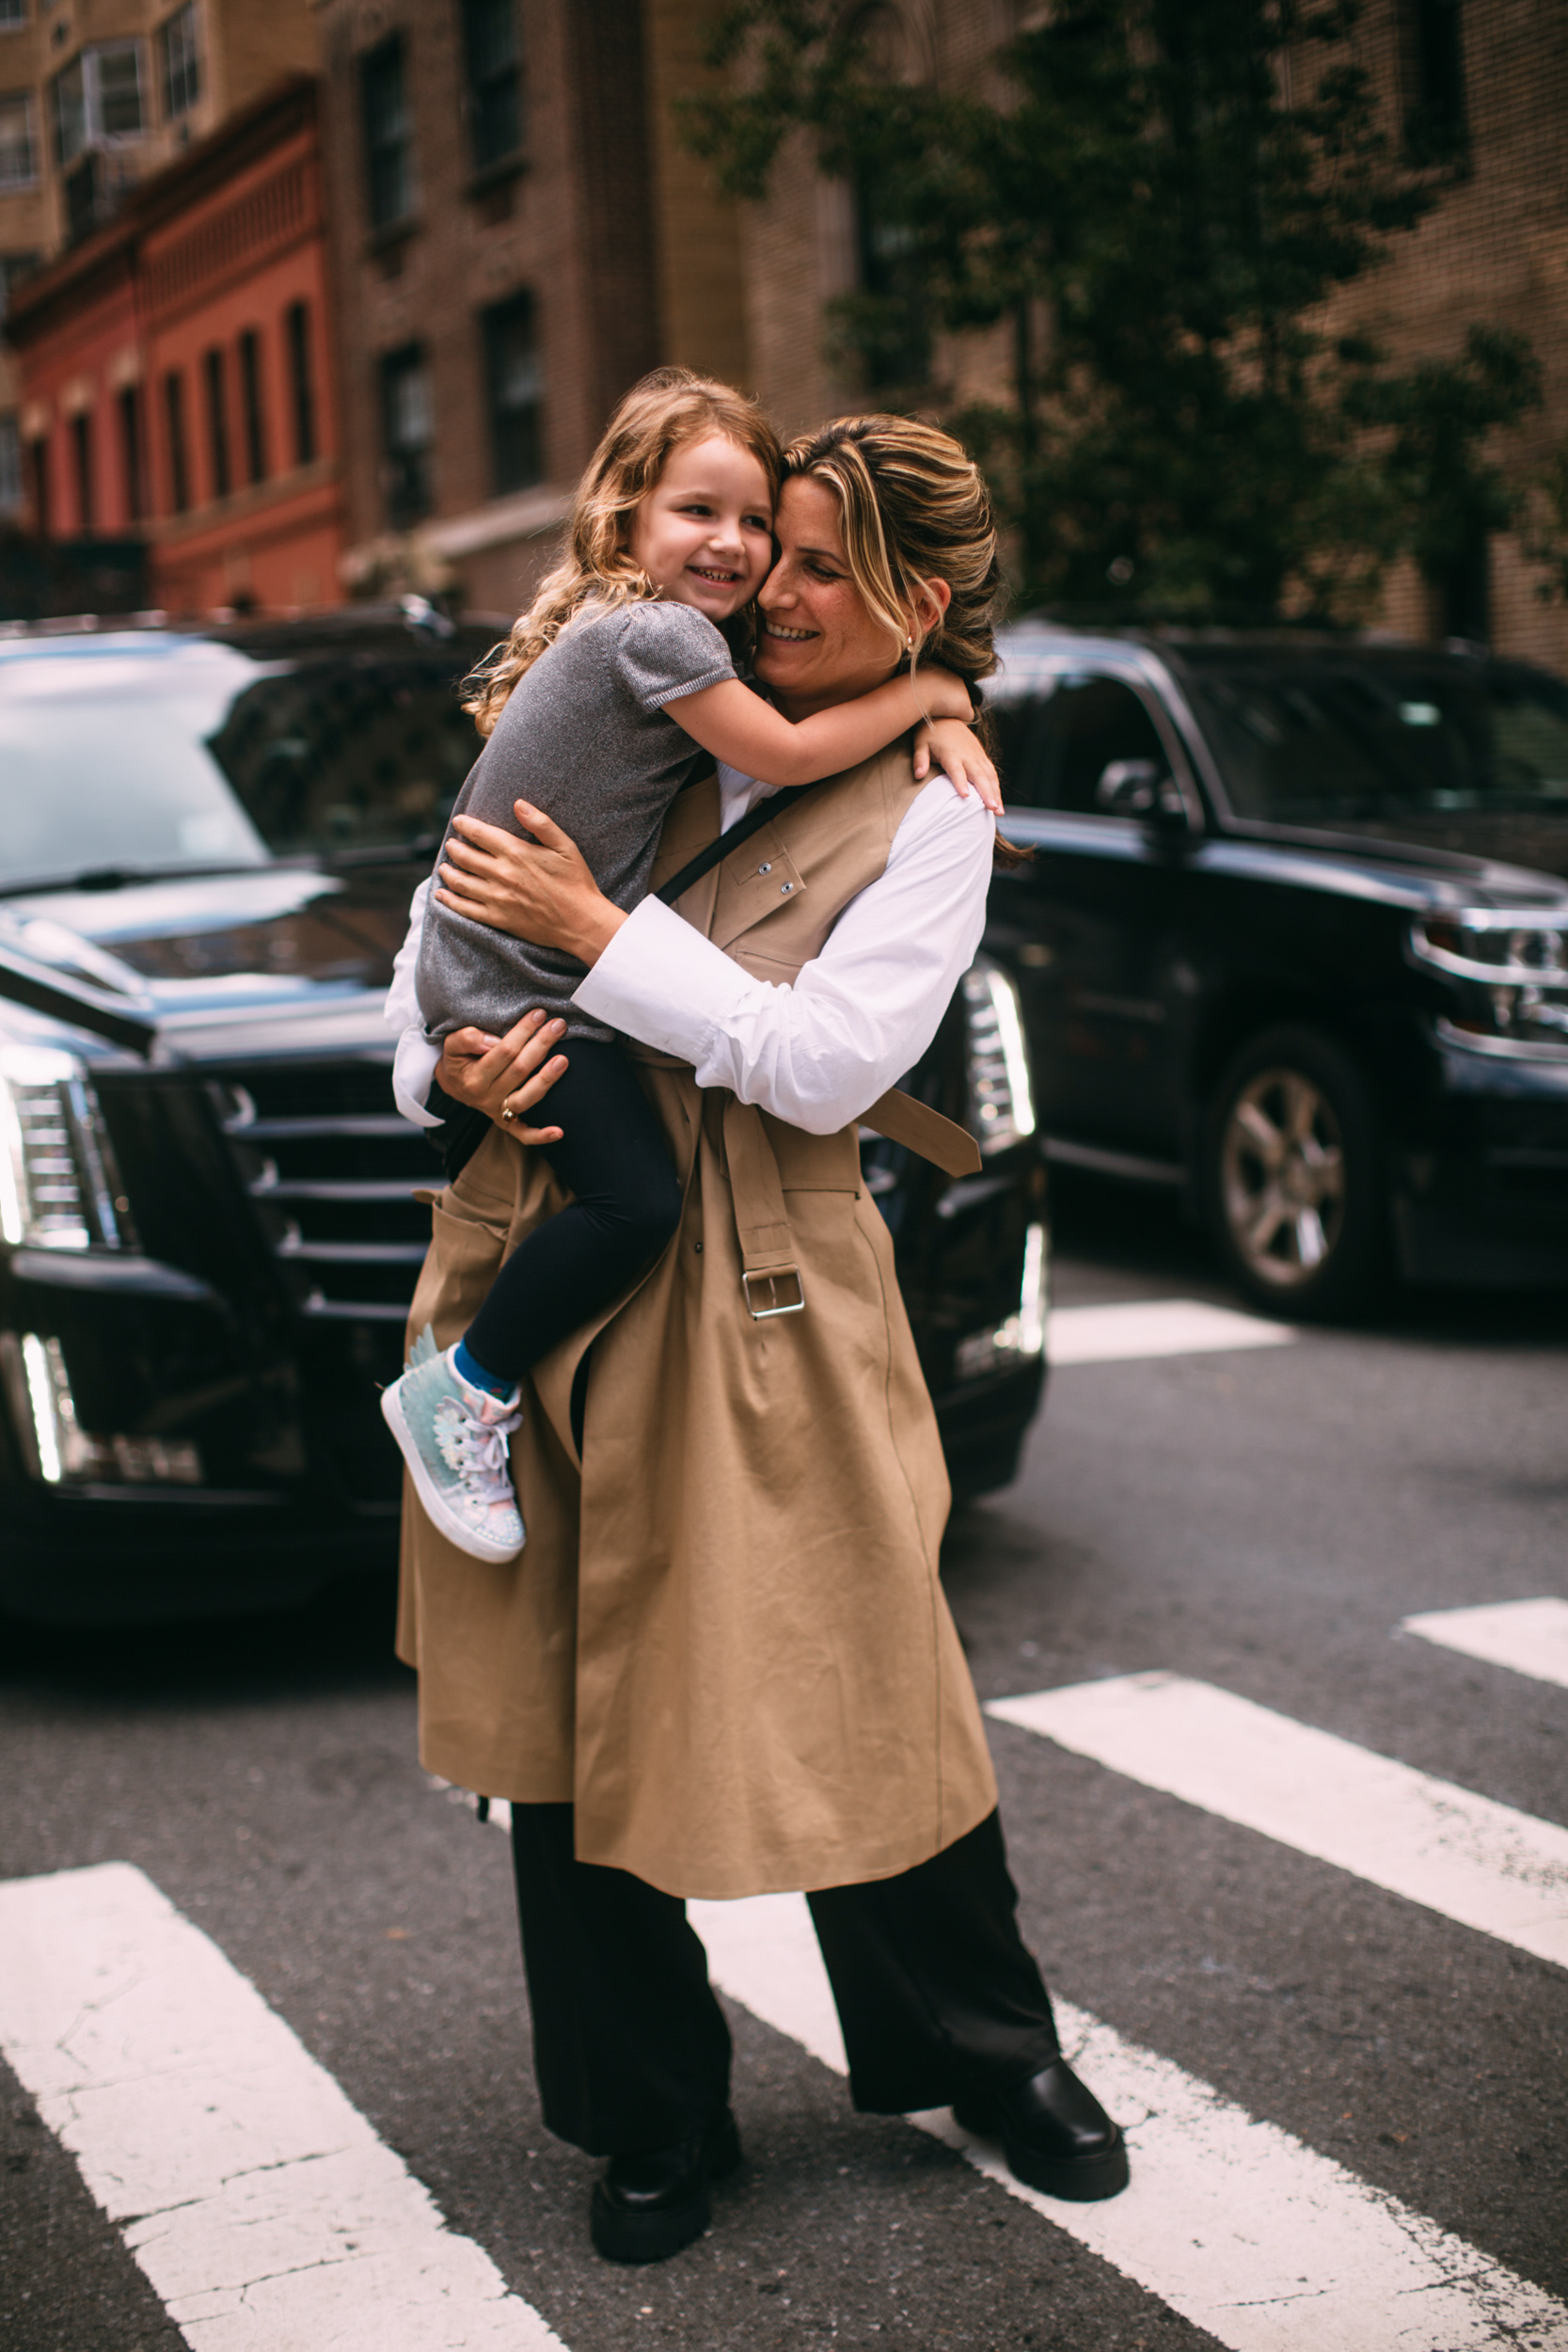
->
xmin=689 ymin=1892 xmax=1568 ymax=2352
xmin=0 ymin=1862 xmax=565 ymax=2352
xmin=1048 ymin=1297 xmax=1296 ymax=1363
xmin=988 ymin=1673 xmax=1568 ymax=1964
xmin=1402 ymin=1597 xmax=1568 ymax=1692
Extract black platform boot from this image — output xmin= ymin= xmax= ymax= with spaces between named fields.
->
xmin=954 ymin=2058 xmax=1129 ymax=2201
xmin=589 ymin=2108 xmax=744 ymax=2264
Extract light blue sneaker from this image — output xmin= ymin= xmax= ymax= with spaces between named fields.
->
xmin=382 ymin=1327 xmax=525 ymax=1563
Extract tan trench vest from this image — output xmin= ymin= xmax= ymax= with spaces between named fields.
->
xmin=394 ymin=747 xmax=1000 ymax=1899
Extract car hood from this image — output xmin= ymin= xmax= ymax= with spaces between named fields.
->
xmin=1293 ymin=806 xmax=1568 ymax=888
xmin=0 ymin=863 xmax=426 ymax=1060
xmin=1207 ymin=811 xmax=1568 ymax=914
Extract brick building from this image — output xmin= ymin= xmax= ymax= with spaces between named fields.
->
xmin=1318 ymin=0 xmax=1568 ymax=669
xmin=317 ymin=2 xmax=1567 ymax=670
xmin=315 ymin=0 xmax=763 ymax=615
xmin=0 ymin=0 xmax=317 ymax=528
xmin=7 ymin=76 xmax=343 ymax=612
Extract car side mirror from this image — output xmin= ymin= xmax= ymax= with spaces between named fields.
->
xmin=1096 ymin=758 xmax=1191 ymax=838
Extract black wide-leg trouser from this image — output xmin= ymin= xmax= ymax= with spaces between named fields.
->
xmin=510 ymin=1804 xmax=1062 ymax=2156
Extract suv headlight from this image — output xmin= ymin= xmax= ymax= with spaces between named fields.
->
xmin=0 ymin=1043 xmax=136 ymax=1249
xmin=962 ymin=959 xmax=1037 ymax=1153
xmin=1410 ymin=913 xmax=1568 ymax=1058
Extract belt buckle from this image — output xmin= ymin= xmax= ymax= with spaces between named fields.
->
xmin=741 ymin=1267 xmax=805 ymax=1319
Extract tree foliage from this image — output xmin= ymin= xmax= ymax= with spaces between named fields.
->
xmin=682 ymin=0 xmax=1542 ymax=625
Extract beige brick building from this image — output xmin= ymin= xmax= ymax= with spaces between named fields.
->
xmin=0 ymin=0 xmax=317 ymax=519
xmin=310 ymin=2 xmax=1568 ymax=668
xmin=1320 ymin=0 xmax=1568 ymax=669
xmin=316 ymin=0 xmax=664 ymax=615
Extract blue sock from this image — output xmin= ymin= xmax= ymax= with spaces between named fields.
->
xmin=452 ymin=1336 xmax=513 ymax=1397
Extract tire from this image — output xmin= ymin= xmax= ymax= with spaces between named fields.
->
xmin=1199 ymin=1025 xmax=1389 ymax=1322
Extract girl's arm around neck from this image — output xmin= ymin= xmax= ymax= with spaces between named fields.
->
xmin=666 ymin=669 xmax=972 ymax=790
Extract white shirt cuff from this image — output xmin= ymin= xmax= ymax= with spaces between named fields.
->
xmin=393 ymin=1025 xmax=444 ymax=1127
xmin=573 ymin=897 xmax=755 ymax=1061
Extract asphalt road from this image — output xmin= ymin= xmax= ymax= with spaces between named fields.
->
xmin=2 ymin=1175 xmax=1564 ymax=2352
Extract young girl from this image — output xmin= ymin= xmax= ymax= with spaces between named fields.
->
xmin=382 ymin=368 xmax=998 ymax=1564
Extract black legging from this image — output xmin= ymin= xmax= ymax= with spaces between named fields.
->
xmin=462 ymin=1041 xmax=682 ymax=1384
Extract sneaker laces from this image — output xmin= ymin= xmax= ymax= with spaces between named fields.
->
xmin=436 ymin=1395 xmax=521 ymax=1511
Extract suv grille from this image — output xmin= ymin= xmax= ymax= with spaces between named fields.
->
xmin=210 ymin=1060 xmax=435 ymax=1322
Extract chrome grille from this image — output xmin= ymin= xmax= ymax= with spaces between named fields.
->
xmin=210 ymin=1064 xmax=435 ymax=1321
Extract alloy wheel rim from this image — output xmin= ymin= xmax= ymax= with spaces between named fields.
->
xmin=1219 ymin=1067 xmax=1347 ymax=1289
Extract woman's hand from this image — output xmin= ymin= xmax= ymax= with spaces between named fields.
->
xmin=436 ymin=803 xmax=628 ymax=968
xmin=912 ymin=716 xmax=1003 ymax=814
xmin=437 ymin=1009 xmax=569 ymax=1142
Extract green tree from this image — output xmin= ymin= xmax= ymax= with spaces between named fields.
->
xmin=683 ymin=0 xmax=1541 ymax=626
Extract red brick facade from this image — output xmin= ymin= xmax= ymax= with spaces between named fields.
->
xmin=8 ymin=78 xmax=343 ymax=614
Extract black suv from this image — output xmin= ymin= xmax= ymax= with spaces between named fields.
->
xmin=0 ymin=610 xmax=1044 ymax=1626
xmin=986 ymin=623 xmax=1568 ymax=1314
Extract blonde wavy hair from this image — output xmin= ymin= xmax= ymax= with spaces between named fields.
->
xmin=782 ymin=412 xmax=1024 ymax=860
xmin=463 ymin=367 xmax=784 ymax=738
xmin=780 ymin=412 xmax=1001 ymax=695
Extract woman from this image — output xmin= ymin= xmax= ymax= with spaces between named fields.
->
xmin=392 ymin=413 xmax=1127 ymax=2264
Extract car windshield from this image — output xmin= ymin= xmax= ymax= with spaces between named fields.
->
xmin=1180 ymin=654 xmax=1568 ymax=824
xmin=0 ymin=634 xmax=483 ymax=893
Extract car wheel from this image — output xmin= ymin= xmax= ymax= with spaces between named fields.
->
xmin=1201 ymin=1025 xmax=1387 ymax=1321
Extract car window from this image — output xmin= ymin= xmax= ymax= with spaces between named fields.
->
xmin=1182 ymin=657 xmax=1568 ymax=821
xmin=207 ymin=658 xmax=481 ymax=857
xmin=997 ymin=675 xmax=1170 ymax=813
xmin=0 ymin=637 xmax=484 ymax=892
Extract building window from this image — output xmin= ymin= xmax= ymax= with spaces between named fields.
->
xmin=0 ymin=0 xmax=26 ymax=27
xmin=379 ymin=345 xmax=433 ymax=527
xmin=1403 ymin=0 xmax=1467 ymax=161
xmin=483 ymin=292 xmax=541 ymax=495
xmin=238 ymin=327 xmax=266 ymax=485
xmin=71 ymin=410 xmax=93 ymax=532
xmin=285 ymin=300 xmax=317 ymax=466
xmin=158 ymin=4 xmax=200 ymax=120
xmin=53 ymin=42 xmax=145 ymax=167
xmin=362 ymin=36 xmax=414 ymax=230
xmin=0 ymin=415 xmax=22 ymax=519
xmin=28 ymin=434 xmax=49 ymax=534
xmin=164 ymin=369 xmax=190 ymax=514
xmin=463 ymin=0 xmax=522 ymax=173
xmin=0 ymin=249 xmax=40 ymax=322
xmin=118 ymin=383 xmax=145 ymax=523
xmin=853 ymin=166 xmax=930 ymax=392
xmin=203 ymin=345 xmax=230 ymax=500
xmin=0 ymin=91 xmax=36 ymax=188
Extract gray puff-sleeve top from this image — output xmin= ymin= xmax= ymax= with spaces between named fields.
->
xmin=416 ymin=598 xmax=736 ymax=1044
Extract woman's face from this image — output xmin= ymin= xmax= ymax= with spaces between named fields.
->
xmin=754 ymin=477 xmax=902 ymax=715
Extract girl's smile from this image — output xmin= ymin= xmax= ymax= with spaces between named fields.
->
xmin=629 ymin=434 xmax=775 ymax=623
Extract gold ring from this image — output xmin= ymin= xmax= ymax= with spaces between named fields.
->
xmin=501 ymin=1103 xmax=516 ymax=1123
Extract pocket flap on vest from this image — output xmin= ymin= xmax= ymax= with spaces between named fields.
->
xmin=712 ymin=830 xmax=808 ymax=949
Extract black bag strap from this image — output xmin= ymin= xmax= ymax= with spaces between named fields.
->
xmin=655 ymin=782 xmax=819 ymax=908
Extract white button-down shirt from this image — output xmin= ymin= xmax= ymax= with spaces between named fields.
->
xmin=386 ymin=766 xmax=994 ymax=1133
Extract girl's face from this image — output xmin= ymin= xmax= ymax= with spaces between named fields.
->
xmin=629 ymin=434 xmax=775 ymax=625
xmin=753 ymin=476 xmax=901 ymax=716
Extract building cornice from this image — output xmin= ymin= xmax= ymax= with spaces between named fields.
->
xmin=7 ymin=77 xmax=319 ymax=348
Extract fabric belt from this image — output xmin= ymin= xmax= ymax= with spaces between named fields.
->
xmin=627 ymin=1043 xmax=980 ymax=1323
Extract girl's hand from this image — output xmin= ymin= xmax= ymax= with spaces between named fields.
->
xmin=436 ymin=803 xmax=628 ymax=967
xmin=917 ymin=663 xmax=977 ymax=724
xmin=437 ymin=1009 xmax=568 ymax=1140
xmin=912 ymin=716 xmax=1003 ymax=814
